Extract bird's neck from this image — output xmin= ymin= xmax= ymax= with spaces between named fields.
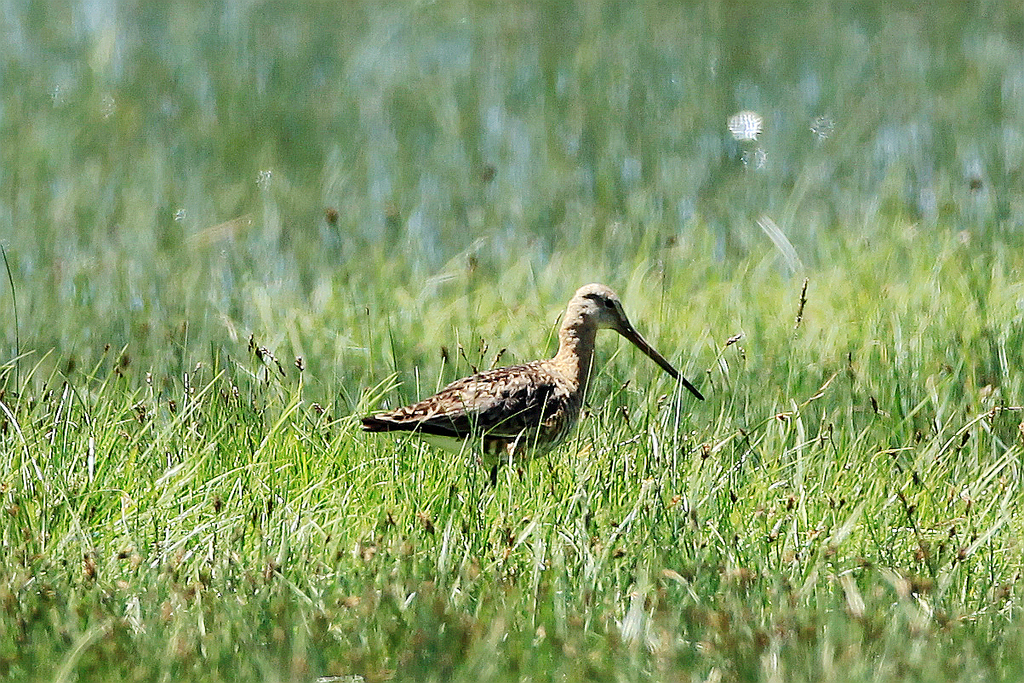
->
xmin=551 ymin=320 xmax=598 ymax=391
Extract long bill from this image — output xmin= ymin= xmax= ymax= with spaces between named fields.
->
xmin=618 ymin=325 xmax=705 ymax=400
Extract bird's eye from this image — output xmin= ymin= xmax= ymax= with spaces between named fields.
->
xmin=603 ymin=299 xmax=615 ymax=309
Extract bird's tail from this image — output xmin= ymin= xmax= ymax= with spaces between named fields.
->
xmin=361 ymin=415 xmax=399 ymax=432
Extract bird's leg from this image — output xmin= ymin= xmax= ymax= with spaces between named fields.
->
xmin=486 ymin=439 xmax=520 ymax=487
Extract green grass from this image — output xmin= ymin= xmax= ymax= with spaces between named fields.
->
xmin=2 ymin=1 xmax=1024 ymax=681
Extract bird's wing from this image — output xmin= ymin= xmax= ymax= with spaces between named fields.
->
xmin=363 ymin=362 xmax=566 ymax=439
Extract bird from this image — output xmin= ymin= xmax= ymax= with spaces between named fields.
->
xmin=361 ymin=283 xmax=703 ymax=477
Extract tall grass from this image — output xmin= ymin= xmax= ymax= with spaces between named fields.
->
xmin=3 ymin=223 xmax=1022 ymax=680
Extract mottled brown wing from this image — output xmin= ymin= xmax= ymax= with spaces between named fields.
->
xmin=362 ymin=362 xmax=565 ymax=439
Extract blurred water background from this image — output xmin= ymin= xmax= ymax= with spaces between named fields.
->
xmin=1 ymin=1 xmax=1022 ymax=400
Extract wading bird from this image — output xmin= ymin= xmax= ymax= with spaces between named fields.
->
xmin=362 ymin=284 xmax=703 ymax=479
